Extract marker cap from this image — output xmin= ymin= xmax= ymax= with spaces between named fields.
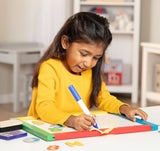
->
xmin=68 ymin=85 xmax=81 ymax=102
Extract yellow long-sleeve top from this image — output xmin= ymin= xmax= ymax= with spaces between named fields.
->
xmin=28 ymin=58 xmax=127 ymax=125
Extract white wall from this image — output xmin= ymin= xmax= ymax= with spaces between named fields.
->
xmin=0 ymin=0 xmax=73 ymax=46
xmin=140 ymin=0 xmax=160 ymax=43
xmin=149 ymin=0 xmax=160 ymax=43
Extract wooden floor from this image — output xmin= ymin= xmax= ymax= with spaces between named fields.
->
xmin=0 ymin=94 xmax=160 ymax=121
xmin=0 ymin=103 xmax=28 ymax=121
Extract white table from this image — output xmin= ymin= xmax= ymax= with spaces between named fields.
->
xmin=0 ymin=43 xmax=44 ymax=112
xmin=0 ymin=106 xmax=160 ymax=151
xmin=141 ymin=42 xmax=160 ymax=107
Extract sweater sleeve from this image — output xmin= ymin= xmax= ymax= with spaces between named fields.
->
xmin=35 ymin=63 xmax=71 ymax=125
xmin=36 ymin=100 xmax=71 ymax=125
xmin=97 ymin=82 xmax=129 ymax=114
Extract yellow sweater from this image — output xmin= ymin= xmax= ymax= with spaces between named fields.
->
xmin=28 ymin=58 xmax=127 ymax=125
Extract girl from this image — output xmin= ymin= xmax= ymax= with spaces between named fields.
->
xmin=28 ymin=12 xmax=147 ymax=131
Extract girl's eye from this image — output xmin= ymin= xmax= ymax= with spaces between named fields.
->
xmin=80 ymin=52 xmax=87 ymax=56
xmin=93 ymin=57 xmax=101 ymax=60
xmin=93 ymin=57 xmax=99 ymax=60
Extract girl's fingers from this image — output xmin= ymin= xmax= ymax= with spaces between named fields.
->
xmin=92 ymin=114 xmax=96 ymax=120
xmin=135 ymin=109 xmax=148 ymax=121
xmin=84 ymin=115 xmax=95 ymax=126
xmin=76 ymin=114 xmax=95 ymax=130
xmin=127 ymin=109 xmax=148 ymax=122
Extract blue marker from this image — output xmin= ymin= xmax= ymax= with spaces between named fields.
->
xmin=68 ymin=85 xmax=99 ymax=129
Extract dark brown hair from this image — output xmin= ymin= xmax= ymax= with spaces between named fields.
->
xmin=32 ymin=12 xmax=112 ymax=107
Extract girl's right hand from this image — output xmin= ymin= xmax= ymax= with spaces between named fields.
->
xmin=64 ymin=114 xmax=95 ymax=131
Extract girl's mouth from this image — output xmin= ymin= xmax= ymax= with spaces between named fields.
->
xmin=76 ymin=65 xmax=85 ymax=72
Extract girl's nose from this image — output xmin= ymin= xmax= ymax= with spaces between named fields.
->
xmin=84 ymin=58 xmax=92 ymax=68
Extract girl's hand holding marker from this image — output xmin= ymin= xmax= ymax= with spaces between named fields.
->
xmin=68 ymin=85 xmax=98 ymax=130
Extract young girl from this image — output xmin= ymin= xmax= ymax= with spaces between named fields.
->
xmin=28 ymin=12 xmax=147 ymax=131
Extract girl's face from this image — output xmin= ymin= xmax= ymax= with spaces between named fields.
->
xmin=61 ymin=35 xmax=104 ymax=75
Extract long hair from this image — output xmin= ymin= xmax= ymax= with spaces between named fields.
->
xmin=32 ymin=12 xmax=112 ymax=107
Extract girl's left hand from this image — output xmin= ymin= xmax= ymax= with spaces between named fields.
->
xmin=119 ymin=105 xmax=148 ymax=122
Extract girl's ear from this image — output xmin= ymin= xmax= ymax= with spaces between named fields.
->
xmin=61 ymin=35 xmax=69 ymax=49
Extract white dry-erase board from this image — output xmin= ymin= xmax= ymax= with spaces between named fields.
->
xmin=16 ymin=111 xmax=158 ymax=141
